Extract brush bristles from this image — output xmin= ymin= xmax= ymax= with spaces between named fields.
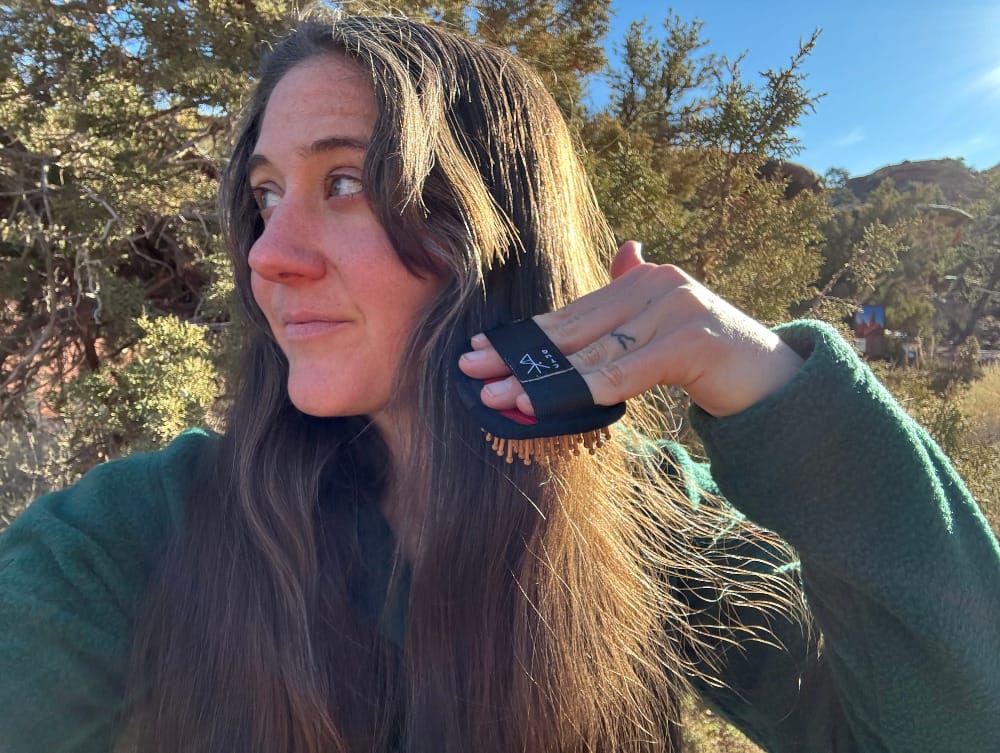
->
xmin=484 ymin=429 xmax=612 ymax=465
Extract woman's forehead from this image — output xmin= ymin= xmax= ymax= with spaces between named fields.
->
xmin=255 ymin=56 xmax=377 ymax=156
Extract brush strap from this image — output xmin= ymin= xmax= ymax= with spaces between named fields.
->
xmin=456 ymin=319 xmax=626 ymax=440
xmin=484 ymin=318 xmax=594 ymax=420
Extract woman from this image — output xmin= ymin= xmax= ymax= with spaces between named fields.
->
xmin=1 ymin=14 xmax=997 ymax=753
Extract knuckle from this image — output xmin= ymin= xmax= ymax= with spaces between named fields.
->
xmin=550 ymin=311 xmax=584 ymax=342
xmin=651 ymin=263 xmax=688 ymax=286
xmin=633 ymin=265 xmax=694 ymax=311
xmin=669 ymin=320 xmax=721 ymax=356
xmin=599 ymin=362 xmax=627 ymax=392
xmin=672 ymin=281 xmax=710 ymax=311
xmin=576 ymin=339 xmax=607 ymax=368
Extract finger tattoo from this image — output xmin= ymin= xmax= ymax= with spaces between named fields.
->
xmin=611 ymin=330 xmax=637 ymax=351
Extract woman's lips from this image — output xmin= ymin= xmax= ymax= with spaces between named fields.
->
xmin=281 ymin=318 xmax=349 ymax=340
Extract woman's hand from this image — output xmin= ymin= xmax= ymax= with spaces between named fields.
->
xmin=457 ymin=241 xmax=803 ymax=418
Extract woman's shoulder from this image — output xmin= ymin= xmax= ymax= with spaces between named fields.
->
xmin=86 ymin=427 xmax=220 ymax=527
xmin=0 ymin=430 xmax=219 ymax=753
xmin=1 ymin=428 xmax=220 ymax=575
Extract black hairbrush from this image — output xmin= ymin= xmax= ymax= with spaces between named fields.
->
xmin=456 ymin=319 xmax=626 ymax=464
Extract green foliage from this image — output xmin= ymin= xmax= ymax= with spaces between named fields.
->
xmin=588 ymin=16 xmax=828 ymax=324
xmin=473 ymin=0 xmax=611 ymax=117
xmin=814 ymin=176 xmax=961 ymax=341
xmin=817 ymin=169 xmax=1000 ymax=356
xmin=941 ymin=173 xmax=1000 ymax=342
xmin=0 ymin=1 xmax=289 ymax=460
xmin=607 ymin=14 xmax=716 ymax=144
xmin=355 ymin=0 xmax=611 ymax=117
xmin=1 ymin=313 xmax=221 ymax=519
xmin=806 ymin=219 xmax=905 ymax=326
xmin=51 ymin=314 xmax=220 ymax=460
xmin=690 ymin=30 xmax=821 ymax=160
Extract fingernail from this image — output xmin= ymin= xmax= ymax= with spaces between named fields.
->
xmin=484 ymin=379 xmax=512 ymax=398
xmin=635 ymin=242 xmax=644 ymax=261
xmin=460 ymin=349 xmax=486 ymax=363
xmin=471 ymin=333 xmax=488 ymax=348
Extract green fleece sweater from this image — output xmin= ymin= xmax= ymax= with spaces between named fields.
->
xmin=1 ymin=321 xmax=998 ymax=752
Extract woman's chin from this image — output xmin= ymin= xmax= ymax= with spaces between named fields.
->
xmin=286 ymin=384 xmax=386 ymax=419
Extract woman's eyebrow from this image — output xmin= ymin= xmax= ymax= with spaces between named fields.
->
xmin=304 ymin=136 xmax=369 ymax=155
xmin=248 ymin=136 xmax=369 ymax=175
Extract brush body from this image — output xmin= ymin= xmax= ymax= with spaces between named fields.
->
xmin=457 ymin=319 xmax=626 ymax=464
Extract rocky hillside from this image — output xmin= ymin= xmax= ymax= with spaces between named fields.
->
xmin=846 ymin=158 xmax=995 ymax=205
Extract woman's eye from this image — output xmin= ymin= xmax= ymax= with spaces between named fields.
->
xmin=329 ymin=174 xmax=364 ymax=197
xmin=252 ymin=187 xmax=280 ymax=211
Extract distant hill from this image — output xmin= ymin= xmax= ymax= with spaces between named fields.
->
xmin=846 ymin=158 xmax=995 ymax=205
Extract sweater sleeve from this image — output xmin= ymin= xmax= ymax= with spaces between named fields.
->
xmin=0 ymin=429 xmax=215 ymax=753
xmin=681 ymin=320 xmax=1000 ymax=752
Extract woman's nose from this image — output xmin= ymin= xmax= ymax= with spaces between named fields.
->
xmin=248 ymin=203 xmax=326 ymax=283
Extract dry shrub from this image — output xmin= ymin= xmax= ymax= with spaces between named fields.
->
xmin=960 ymin=363 xmax=1000 ymax=445
xmin=956 ymin=363 xmax=1000 ymax=531
xmin=0 ymin=418 xmax=76 ymax=529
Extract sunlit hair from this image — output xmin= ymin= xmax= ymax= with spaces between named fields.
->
xmin=123 ymin=13 xmax=803 ymax=753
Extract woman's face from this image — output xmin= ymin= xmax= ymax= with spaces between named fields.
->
xmin=248 ymin=56 xmax=443 ymax=422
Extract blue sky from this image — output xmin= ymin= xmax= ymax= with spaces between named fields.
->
xmin=594 ymin=1 xmax=1000 ymax=178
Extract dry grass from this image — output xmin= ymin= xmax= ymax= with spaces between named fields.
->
xmin=960 ymin=362 xmax=1000 ymax=445
xmin=956 ymin=363 xmax=1000 ymax=528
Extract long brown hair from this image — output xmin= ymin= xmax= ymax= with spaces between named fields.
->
xmin=123 ymin=14 xmax=802 ymax=753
